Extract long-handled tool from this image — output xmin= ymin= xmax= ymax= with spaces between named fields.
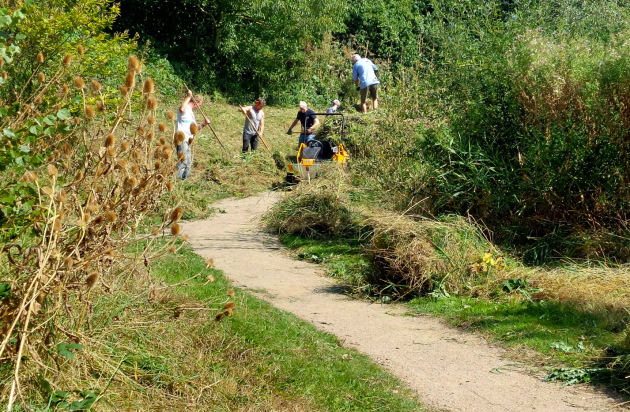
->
xmin=183 ymin=83 xmax=226 ymax=150
xmin=239 ymin=104 xmax=271 ymax=152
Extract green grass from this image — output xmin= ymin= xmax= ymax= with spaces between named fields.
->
xmin=278 ymin=234 xmax=628 ymax=371
xmin=152 ymin=242 xmax=427 ymax=411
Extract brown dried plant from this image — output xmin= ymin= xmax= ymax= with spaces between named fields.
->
xmin=0 ymin=54 xmax=185 ymax=410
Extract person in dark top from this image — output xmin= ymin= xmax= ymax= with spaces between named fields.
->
xmin=287 ymin=101 xmax=320 ymax=145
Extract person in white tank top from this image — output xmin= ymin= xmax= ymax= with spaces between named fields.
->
xmin=176 ymin=89 xmax=209 ymax=179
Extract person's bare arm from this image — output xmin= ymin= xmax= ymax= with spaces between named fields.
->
xmin=287 ymin=118 xmax=299 ymax=134
xmin=259 ymin=112 xmax=265 ymax=136
xmin=239 ymin=105 xmax=252 ymax=115
xmin=180 ymin=89 xmax=192 ymax=113
xmin=307 ymin=117 xmax=320 ymax=133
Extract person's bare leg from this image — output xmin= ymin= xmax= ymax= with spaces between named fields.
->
xmin=372 ymin=98 xmax=378 ymax=111
xmin=361 ymin=103 xmax=367 ymax=113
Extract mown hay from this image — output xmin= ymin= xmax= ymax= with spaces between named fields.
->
xmin=366 ymin=213 xmax=508 ymax=295
xmin=263 ymin=177 xmax=356 ymax=238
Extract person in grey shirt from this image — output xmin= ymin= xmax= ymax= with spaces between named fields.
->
xmin=239 ymin=98 xmax=265 ymax=152
xmin=326 ymin=99 xmax=341 ymax=114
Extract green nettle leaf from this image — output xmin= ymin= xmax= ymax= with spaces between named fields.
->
xmin=0 ymin=283 xmax=11 ymax=299
xmin=3 ymin=128 xmax=15 ymax=138
xmin=19 ymin=145 xmax=30 ymax=153
xmin=44 ymin=115 xmax=57 ymax=126
xmin=29 ymin=125 xmax=39 ymax=135
xmin=56 ymin=342 xmax=85 ymax=359
xmin=0 ymin=16 xmax=11 ymax=28
xmin=56 ymin=108 xmax=71 ymax=120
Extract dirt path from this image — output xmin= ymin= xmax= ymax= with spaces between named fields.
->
xmin=182 ymin=193 xmax=623 ymax=412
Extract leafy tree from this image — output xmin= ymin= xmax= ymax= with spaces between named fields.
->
xmin=113 ymin=0 xmax=348 ymax=99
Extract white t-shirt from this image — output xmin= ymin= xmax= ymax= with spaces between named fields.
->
xmin=176 ymin=104 xmax=197 ymax=143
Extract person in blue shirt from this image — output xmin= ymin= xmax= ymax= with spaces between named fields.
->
xmin=352 ymin=54 xmax=380 ymax=113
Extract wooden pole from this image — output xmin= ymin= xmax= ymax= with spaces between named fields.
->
xmin=238 ymin=105 xmax=271 ymax=152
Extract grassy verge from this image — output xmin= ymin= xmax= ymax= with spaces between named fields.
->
xmin=149 ymin=242 xmax=427 ymax=411
xmin=278 ymin=232 xmax=629 ymax=390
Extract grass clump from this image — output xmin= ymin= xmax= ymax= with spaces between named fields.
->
xmin=263 ymin=172 xmax=358 ymax=238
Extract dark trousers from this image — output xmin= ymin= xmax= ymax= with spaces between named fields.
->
xmin=242 ymin=132 xmax=258 ymax=152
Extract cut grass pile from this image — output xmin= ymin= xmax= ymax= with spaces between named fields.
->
xmin=9 ymin=241 xmax=426 ymax=411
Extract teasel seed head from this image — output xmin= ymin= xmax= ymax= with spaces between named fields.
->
xmin=121 ymin=141 xmax=130 ymax=151
xmin=190 ymin=123 xmax=198 ymax=135
xmin=62 ymin=84 xmax=69 ymax=95
xmin=93 ymin=215 xmax=104 ymax=225
xmin=82 ymin=213 xmax=90 ymax=224
xmin=147 ymin=95 xmax=157 ymax=110
xmin=171 ymin=224 xmax=181 ymax=236
xmin=131 ymin=165 xmax=140 ymax=175
xmin=170 ymin=208 xmax=183 ymax=224
xmin=143 ymin=77 xmax=154 ymax=94
xmin=96 ymin=100 xmax=104 ymax=111
xmin=55 ymin=190 xmax=68 ymax=203
xmin=77 ymin=45 xmax=85 ymax=55
xmin=158 ymin=122 xmax=167 ymax=132
xmin=227 ymin=289 xmax=235 ymax=297
xmin=207 ymin=274 xmax=215 ymax=283
xmin=73 ymin=117 xmax=80 ymax=124
xmin=85 ymin=272 xmax=99 ymax=289
xmin=42 ymin=186 xmax=53 ymax=196
xmin=146 ymin=131 xmax=155 ymax=141
xmin=166 ymin=181 xmax=174 ymax=191
xmin=74 ymin=76 xmax=85 ymax=89
xmin=105 ymin=249 xmax=114 ymax=257
xmin=62 ymin=54 xmax=72 ymax=66
xmin=163 ymin=147 xmax=172 ymax=159
xmin=91 ymin=79 xmax=102 ymax=91
xmin=151 ymin=228 xmax=159 ymax=236
xmin=127 ymin=55 xmax=140 ymax=72
xmin=147 ymin=115 xmax=156 ymax=125
xmin=174 ymin=131 xmax=186 ymax=145
xmin=155 ymin=160 xmax=163 ymax=170
xmin=105 ymin=134 xmax=115 ymax=148
xmin=64 ymin=257 xmax=74 ymax=269
xmin=47 ymin=154 xmax=55 ymax=162
xmin=224 ymin=302 xmax=236 ymax=310
xmin=224 ymin=308 xmax=233 ymax=317
xmin=54 ymin=149 xmax=61 ymax=158
xmin=35 ymin=97 xmax=43 ymax=104
xmin=53 ymin=219 xmax=62 ymax=232
xmin=1 ymin=72 xmax=7 ymax=80
xmin=123 ymin=176 xmax=137 ymax=191
xmin=85 ymin=105 xmax=95 ymax=118
xmin=159 ymin=137 xmax=166 ymax=146
xmin=0 ymin=58 xmax=5 ymax=67
xmin=125 ymin=71 xmax=135 ymax=88
xmin=105 ymin=211 xmax=117 ymax=223
xmin=116 ymin=159 xmax=128 ymax=169
xmin=107 ymin=147 xmax=116 ymax=157
xmin=73 ymin=170 xmax=84 ymax=182
xmin=87 ymin=202 xmax=98 ymax=213
xmin=120 ymin=85 xmax=128 ymax=96
xmin=22 ymin=171 xmax=38 ymax=183
xmin=177 ymin=151 xmax=186 ymax=162
xmin=205 ymin=258 xmax=214 ymax=268
xmin=137 ymin=125 xmax=145 ymax=135
xmin=182 ymin=234 xmax=189 ymax=242
xmin=47 ymin=164 xmax=58 ymax=176
xmin=215 ymin=312 xmax=225 ymax=322
xmin=132 ymin=150 xmax=142 ymax=161
xmin=166 ymin=110 xmax=175 ymax=120
xmin=37 ymin=72 xmax=45 ymax=83
xmin=168 ymin=245 xmax=176 ymax=253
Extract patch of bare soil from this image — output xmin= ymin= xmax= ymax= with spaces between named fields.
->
xmin=182 ymin=193 xmax=625 ymax=412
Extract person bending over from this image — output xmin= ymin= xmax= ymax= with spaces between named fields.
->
xmin=352 ymin=54 xmax=380 ymax=113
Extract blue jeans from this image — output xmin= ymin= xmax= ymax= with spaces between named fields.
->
xmin=299 ymin=133 xmax=315 ymax=145
xmin=176 ymin=141 xmax=191 ymax=179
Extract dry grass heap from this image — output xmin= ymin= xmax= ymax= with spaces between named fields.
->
xmin=263 ymin=167 xmax=357 ymax=238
